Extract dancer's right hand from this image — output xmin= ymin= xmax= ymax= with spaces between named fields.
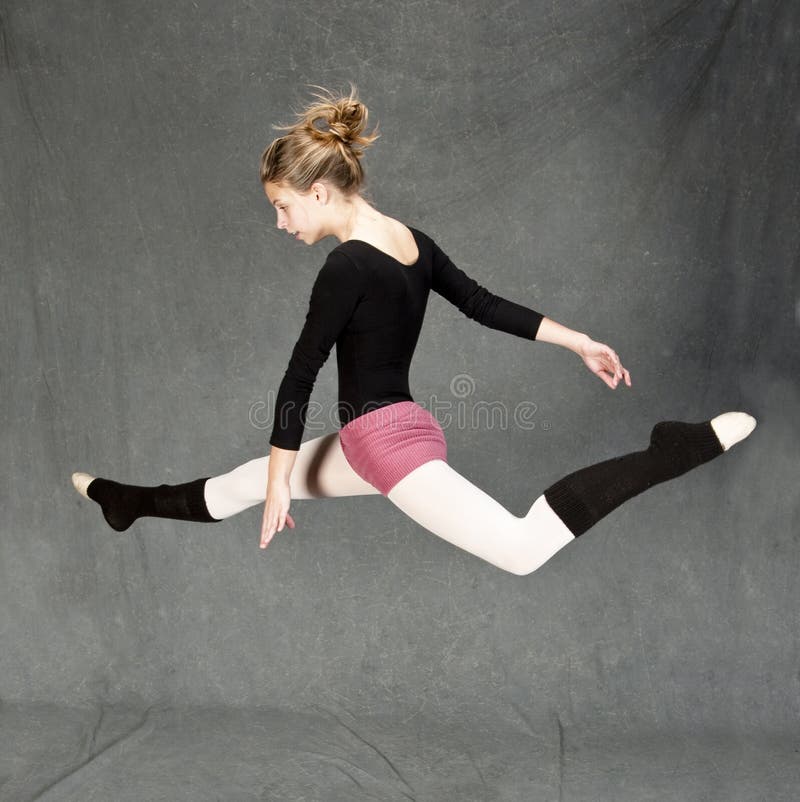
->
xmin=260 ymin=480 xmax=296 ymax=550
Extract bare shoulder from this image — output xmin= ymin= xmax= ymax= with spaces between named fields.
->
xmin=386 ymin=218 xmax=419 ymax=263
xmin=380 ymin=216 xmax=418 ymax=257
xmin=348 ymin=214 xmax=419 ymax=264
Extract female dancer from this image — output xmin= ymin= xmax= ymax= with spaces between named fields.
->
xmin=72 ymin=85 xmax=756 ymax=576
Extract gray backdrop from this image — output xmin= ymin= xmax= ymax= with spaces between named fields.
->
xmin=2 ymin=0 xmax=798 ymax=799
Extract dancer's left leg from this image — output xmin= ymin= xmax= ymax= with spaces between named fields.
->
xmin=386 ymin=459 xmax=576 ymax=576
xmin=385 ymin=412 xmax=756 ymax=575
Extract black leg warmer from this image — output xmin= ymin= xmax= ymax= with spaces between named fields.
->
xmin=86 ymin=476 xmax=222 ymax=532
xmin=543 ymin=420 xmax=725 ymax=537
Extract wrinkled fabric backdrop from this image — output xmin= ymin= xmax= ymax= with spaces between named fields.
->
xmin=2 ymin=1 xmax=798 ymax=800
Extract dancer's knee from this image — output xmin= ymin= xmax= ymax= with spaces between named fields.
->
xmin=509 ymin=496 xmax=576 ymax=576
xmin=506 ymin=554 xmax=553 ymax=577
xmin=204 ymin=456 xmax=269 ymax=518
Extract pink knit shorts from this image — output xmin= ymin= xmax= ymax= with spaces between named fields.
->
xmin=338 ymin=401 xmax=448 ymax=496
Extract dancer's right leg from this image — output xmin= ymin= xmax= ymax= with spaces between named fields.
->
xmin=203 ymin=431 xmax=381 ymax=519
xmin=75 ymin=432 xmax=381 ymax=530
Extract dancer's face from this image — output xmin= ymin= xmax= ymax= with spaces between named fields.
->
xmin=264 ymin=181 xmax=327 ymax=246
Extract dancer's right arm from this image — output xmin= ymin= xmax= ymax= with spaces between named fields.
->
xmin=261 ymin=251 xmax=363 ymax=550
xmin=268 ymin=251 xmax=363 ymax=451
xmin=260 ymin=445 xmax=297 ymax=550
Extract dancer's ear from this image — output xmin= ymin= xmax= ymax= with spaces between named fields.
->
xmin=309 ymin=181 xmax=330 ymax=205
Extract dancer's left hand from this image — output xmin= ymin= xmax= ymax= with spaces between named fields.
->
xmin=578 ymin=337 xmax=632 ymax=389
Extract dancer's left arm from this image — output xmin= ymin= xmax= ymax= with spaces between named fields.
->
xmin=536 ymin=317 xmax=632 ymax=390
xmin=429 ymin=240 xmax=631 ymax=390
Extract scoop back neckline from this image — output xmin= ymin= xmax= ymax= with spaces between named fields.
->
xmin=339 ymin=226 xmax=420 ymax=267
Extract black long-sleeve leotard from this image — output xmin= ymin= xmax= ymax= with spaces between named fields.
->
xmin=269 ymin=226 xmax=544 ymax=451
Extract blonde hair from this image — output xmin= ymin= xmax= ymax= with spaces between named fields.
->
xmin=259 ymin=82 xmax=380 ymax=197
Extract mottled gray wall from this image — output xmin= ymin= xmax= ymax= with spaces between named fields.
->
xmin=2 ymin=0 xmax=798 ymax=734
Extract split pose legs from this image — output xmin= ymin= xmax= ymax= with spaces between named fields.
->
xmin=72 ymin=412 xmax=756 ymax=576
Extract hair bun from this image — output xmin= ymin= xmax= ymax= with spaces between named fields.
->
xmin=260 ymin=82 xmax=380 ymax=194
xmin=325 ymin=114 xmax=355 ymax=145
xmin=334 ymin=99 xmax=364 ymax=141
xmin=300 ymin=84 xmax=379 ymax=155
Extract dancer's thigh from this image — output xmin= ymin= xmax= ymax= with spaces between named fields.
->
xmin=386 ymin=458 xmax=574 ymax=574
xmin=289 ymin=431 xmax=381 ymax=499
xmin=210 ymin=431 xmax=380 ymax=509
xmin=386 ymin=459 xmax=525 ymax=572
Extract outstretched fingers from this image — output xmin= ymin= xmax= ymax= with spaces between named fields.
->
xmin=601 ymin=346 xmax=632 ymax=388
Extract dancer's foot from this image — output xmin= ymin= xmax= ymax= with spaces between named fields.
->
xmin=71 ymin=471 xmax=94 ymax=499
xmin=710 ymin=411 xmax=757 ymax=451
xmin=72 ymin=472 xmax=143 ymax=531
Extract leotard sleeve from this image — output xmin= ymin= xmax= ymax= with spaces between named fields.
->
xmin=430 ymin=238 xmax=544 ymax=341
xmin=269 ymin=250 xmax=363 ymax=451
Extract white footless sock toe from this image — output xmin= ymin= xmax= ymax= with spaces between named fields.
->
xmin=710 ymin=412 xmax=757 ymax=451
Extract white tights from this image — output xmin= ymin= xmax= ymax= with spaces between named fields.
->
xmin=204 ymin=432 xmax=574 ymax=576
